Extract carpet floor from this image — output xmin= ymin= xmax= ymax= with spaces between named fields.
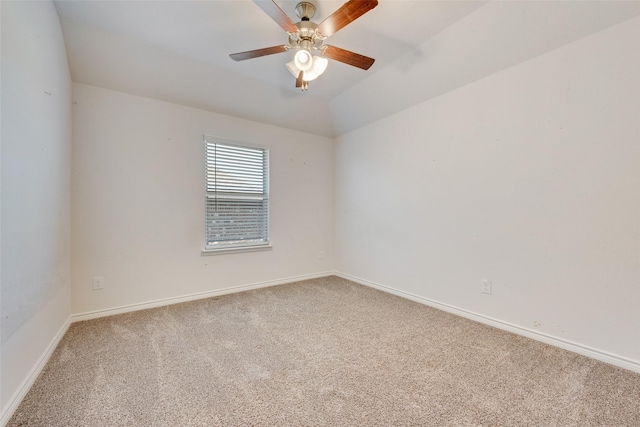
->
xmin=8 ymin=276 xmax=640 ymax=426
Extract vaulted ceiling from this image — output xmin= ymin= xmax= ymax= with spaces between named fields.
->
xmin=54 ymin=0 xmax=640 ymax=137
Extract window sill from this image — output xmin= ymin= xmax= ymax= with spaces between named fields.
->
xmin=201 ymin=245 xmax=273 ymax=256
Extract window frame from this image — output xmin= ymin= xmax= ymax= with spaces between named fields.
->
xmin=201 ymin=135 xmax=272 ymax=255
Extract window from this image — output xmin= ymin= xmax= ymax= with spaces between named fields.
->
xmin=204 ymin=137 xmax=269 ymax=252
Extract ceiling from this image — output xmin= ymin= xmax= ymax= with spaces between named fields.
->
xmin=53 ymin=0 xmax=640 ymax=137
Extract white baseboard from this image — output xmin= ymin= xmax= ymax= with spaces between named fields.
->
xmin=1 ymin=316 xmax=72 ymax=427
xmin=334 ymin=271 xmax=640 ymax=374
xmin=72 ymin=271 xmax=334 ymax=322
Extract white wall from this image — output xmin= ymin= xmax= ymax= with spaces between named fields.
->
xmin=1 ymin=0 xmax=72 ymax=418
xmin=335 ymin=16 xmax=640 ymax=366
xmin=71 ymin=83 xmax=334 ymax=315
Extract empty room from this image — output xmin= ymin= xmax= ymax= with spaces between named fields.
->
xmin=1 ymin=0 xmax=639 ymax=425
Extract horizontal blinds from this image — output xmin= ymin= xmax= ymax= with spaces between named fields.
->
xmin=205 ymin=141 xmax=269 ymax=248
xmin=206 ymin=198 xmax=268 ymax=245
xmin=206 ymin=143 xmax=266 ymax=194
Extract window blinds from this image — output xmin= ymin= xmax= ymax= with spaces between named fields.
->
xmin=205 ymin=140 xmax=269 ymax=249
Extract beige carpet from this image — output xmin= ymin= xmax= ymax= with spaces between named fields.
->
xmin=8 ymin=276 xmax=640 ymax=426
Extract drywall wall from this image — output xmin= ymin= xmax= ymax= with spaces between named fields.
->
xmin=71 ymin=83 xmax=334 ymax=315
xmin=1 ymin=0 xmax=72 ymax=417
xmin=335 ymin=16 xmax=640 ymax=365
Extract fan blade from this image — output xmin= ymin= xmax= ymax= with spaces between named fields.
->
xmin=253 ymin=0 xmax=298 ymax=34
xmin=316 ymin=0 xmax=378 ymax=38
xmin=296 ymin=71 xmax=303 ymax=88
xmin=230 ymin=45 xmax=290 ymax=61
xmin=322 ymin=45 xmax=375 ymax=70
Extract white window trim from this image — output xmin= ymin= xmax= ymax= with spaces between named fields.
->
xmin=201 ymin=244 xmax=273 ymax=256
xmin=202 ymin=135 xmax=271 ymax=255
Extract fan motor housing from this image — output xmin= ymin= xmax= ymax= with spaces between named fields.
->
xmin=289 ymin=20 xmax=322 ymax=49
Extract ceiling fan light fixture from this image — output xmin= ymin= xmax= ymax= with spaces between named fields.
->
xmin=286 ymin=54 xmax=328 ymax=82
xmin=294 ymin=49 xmax=313 ymax=71
xmin=302 ymin=56 xmax=328 ymax=81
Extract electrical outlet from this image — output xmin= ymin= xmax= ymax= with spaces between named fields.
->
xmin=93 ymin=276 xmax=104 ymax=290
xmin=481 ymin=279 xmax=492 ymax=295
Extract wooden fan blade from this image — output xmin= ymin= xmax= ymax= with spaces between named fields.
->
xmin=322 ymin=45 xmax=375 ymax=70
xmin=296 ymin=71 xmax=304 ymax=88
xmin=253 ymin=0 xmax=298 ymax=34
xmin=229 ymin=45 xmax=290 ymax=61
xmin=316 ymin=0 xmax=378 ymax=38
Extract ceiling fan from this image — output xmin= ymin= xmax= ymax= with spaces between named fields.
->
xmin=230 ymin=0 xmax=378 ymax=90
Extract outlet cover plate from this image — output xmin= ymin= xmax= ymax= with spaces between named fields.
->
xmin=93 ymin=276 xmax=104 ymax=290
xmin=481 ymin=279 xmax=492 ymax=295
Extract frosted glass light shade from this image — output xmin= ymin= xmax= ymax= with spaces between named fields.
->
xmin=303 ymin=56 xmax=328 ymax=81
xmin=286 ymin=60 xmax=300 ymax=78
xmin=294 ymin=49 xmax=313 ymax=71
